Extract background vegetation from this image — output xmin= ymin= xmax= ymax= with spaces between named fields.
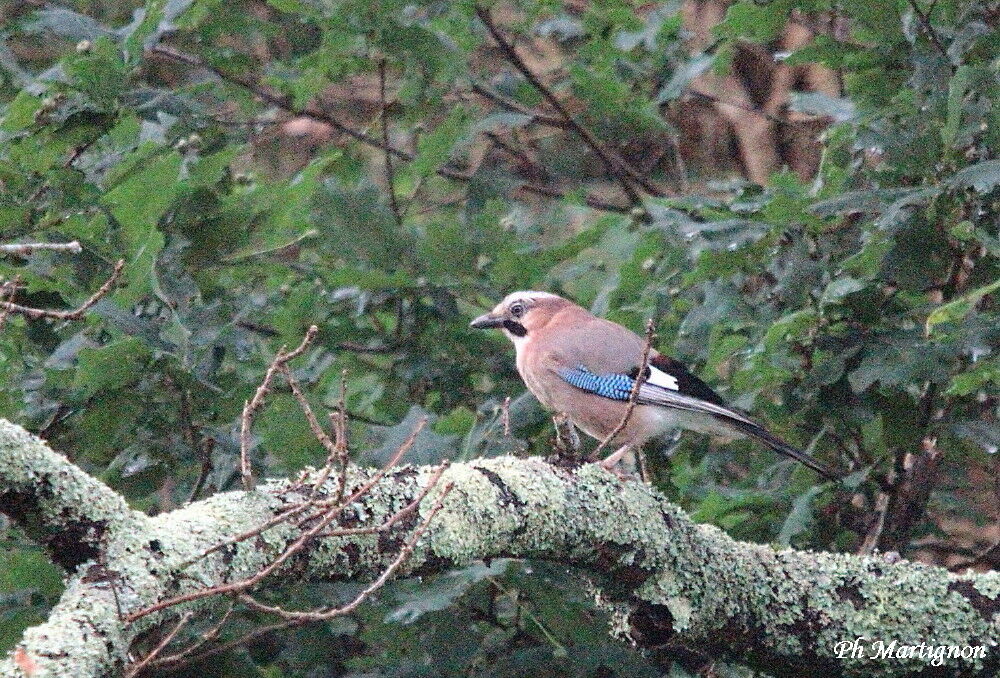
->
xmin=1 ymin=0 xmax=998 ymax=675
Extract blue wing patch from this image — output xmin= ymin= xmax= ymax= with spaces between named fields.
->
xmin=557 ymin=365 xmax=634 ymax=401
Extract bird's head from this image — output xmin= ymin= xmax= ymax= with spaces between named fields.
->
xmin=470 ymin=291 xmax=570 ymax=342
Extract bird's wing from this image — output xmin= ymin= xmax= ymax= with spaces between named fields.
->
xmin=555 ymin=364 xmax=836 ymax=479
xmin=556 ymin=362 xmax=754 ymax=423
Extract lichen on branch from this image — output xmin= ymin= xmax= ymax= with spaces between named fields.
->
xmin=1 ymin=420 xmax=998 ymax=678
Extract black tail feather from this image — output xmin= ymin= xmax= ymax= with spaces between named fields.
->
xmin=723 ymin=418 xmax=838 ymax=481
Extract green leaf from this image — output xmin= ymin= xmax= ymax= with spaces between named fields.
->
xmin=0 ymin=91 xmax=42 ymax=131
xmin=73 ymin=338 xmax=150 ymax=398
xmin=100 ymin=151 xmax=182 ymax=301
xmin=714 ymin=0 xmax=795 ymax=43
xmin=411 ymin=106 xmax=470 ymax=178
xmin=942 ymin=65 xmax=971 ymax=148
xmin=820 ymin=277 xmax=865 ymax=306
xmin=656 ymin=55 xmax=712 ymax=103
xmin=761 ymin=309 xmax=818 ymax=351
xmin=385 ymin=560 xmax=510 ymax=624
xmin=788 ymin=92 xmax=857 ymax=123
xmin=777 ymin=485 xmax=824 ymax=546
xmin=947 ymin=358 xmax=1000 ymax=396
xmin=949 ymin=159 xmax=1000 ymax=193
xmin=63 ymin=36 xmax=131 ymax=108
xmin=188 ymin=146 xmax=241 ymax=186
xmin=926 ymin=278 xmax=1000 ymax=332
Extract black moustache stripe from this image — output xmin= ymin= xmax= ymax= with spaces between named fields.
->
xmin=503 ymin=320 xmax=527 ymax=337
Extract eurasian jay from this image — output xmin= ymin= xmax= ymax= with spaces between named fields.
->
xmin=470 ymin=291 xmax=835 ymax=480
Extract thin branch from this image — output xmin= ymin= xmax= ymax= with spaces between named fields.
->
xmin=146 ymin=606 xmax=234 ymax=670
xmin=316 ymin=461 xmax=449 ymax=538
xmin=0 ymin=241 xmax=82 ymax=256
xmin=682 ymin=90 xmax=790 ymax=124
xmin=379 ymin=58 xmax=404 ymax=228
xmin=0 ymin=279 xmax=18 ymax=332
xmin=238 ymin=481 xmax=454 ymax=621
xmin=0 ymin=259 xmax=124 ymax=322
xmin=187 ymin=438 xmax=215 ymax=503
xmin=474 ymin=6 xmax=663 ymax=206
xmin=484 ymin=130 xmax=550 ymax=182
xmin=127 ymin=416 xmax=430 ymax=623
xmin=516 ymin=182 xmax=638 ymax=217
xmin=905 ymin=0 xmax=948 ymax=56
xmin=147 ymin=46 xmax=458 ymax=177
xmin=665 ymin=128 xmax=689 ymax=193
xmin=278 ymin=362 xmax=346 ymax=500
xmin=590 ymin=319 xmax=656 ymax=459
xmin=170 ymin=382 xmax=215 ymax=503
xmin=123 ymin=612 xmax=192 ymax=678
xmin=470 ymin=82 xmax=569 ymax=129
xmin=279 ymin=363 xmax=337 ymax=460
xmin=240 ymin=326 xmax=319 ymax=490
xmin=151 ymin=618 xmax=300 ymax=669
xmin=297 ymin=416 xmax=429 ymax=528
xmin=147 ymin=45 xmax=638 ymax=219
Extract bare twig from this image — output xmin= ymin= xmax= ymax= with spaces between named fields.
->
xmin=516 ymin=182 xmax=638 ymax=217
xmin=316 ymin=461 xmax=449 ymax=538
xmin=280 ymin=363 xmax=338 ymax=460
xmin=905 ymin=0 xmax=948 ymax=56
xmin=683 ymin=90 xmax=786 ymax=124
xmin=665 ymin=129 xmax=689 ymax=192
xmin=484 ymin=130 xmax=550 ymax=182
xmin=124 ymin=612 xmax=193 ymax=678
xmin=148 ymin=618 xmax=299 ymax=669
xmin=0 ymin=279 xmax=18 ymax=332
xmin=170 ymin=382 xmax=215 ymax=503
xmin=328 ymin=369 xmax=350 ymax=502
xmin=551 ymin=413 xmax=582 ymax=464
xmin=240 ymin=326 xmax=319 ymax=490
xmin=188 ymin=438 xmax=215 ymax=503
xmin=0 ymin=259 xmax=124 ymax=322
xmin=152 ymin=466 xmax=450 ymax=668
xmin=590 ymin=319 xmax=656 ymax=459
xmin=127 ymin=416 xmax=430 ymax=623
xmin=0 ymin=241 xmax=82 ymax=256
xmin=239 ymin=481 xmax=454 ymax=621
xmin=379 ymin=58 xmax=404 ymax=228
xmin=501 ymin=396 xmax=512 ymax=437
xmin=470 ymin=82 xmax=569 ymax=129
xmin=147 ymin=606 xmax=234 ymax=670
xmin=474 ymin=6 xmax=663 ymax=206
xmin=298 ymin=416 xmax=428 ymax=527
xmin=177 ymin=502 xmax=313 ymax=570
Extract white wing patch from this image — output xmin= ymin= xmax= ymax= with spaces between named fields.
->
xmin=647 ymin=364 xmax=679 ymax=391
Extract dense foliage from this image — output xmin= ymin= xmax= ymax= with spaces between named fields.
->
xmin=1 ymin=0 xmax=998 ymax=674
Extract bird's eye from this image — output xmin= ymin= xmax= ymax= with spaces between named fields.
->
xmin=509 ymin=302 xmax=525 ymax=318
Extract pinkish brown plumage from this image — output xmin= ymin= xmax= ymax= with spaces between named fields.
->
xmin=471 ymin=291 xmax=835 ymax=479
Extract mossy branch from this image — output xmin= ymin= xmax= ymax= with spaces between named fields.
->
xmin=1 ymin=419 xmax=998 ymax=677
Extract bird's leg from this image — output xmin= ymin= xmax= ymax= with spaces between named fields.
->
xmin=600 ymin=444 xmax=633 ymax=471
xmin=551 ymin=413 xmax=582 ymax=465
xmin=636 ymin=447 xmax=650 ymax=483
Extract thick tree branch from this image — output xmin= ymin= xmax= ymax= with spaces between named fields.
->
xmin=0 ymin=420 xmax=142 ymax=570
xmin=1 ymin=419 xmax=999 ymax=677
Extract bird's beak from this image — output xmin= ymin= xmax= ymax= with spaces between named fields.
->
xmin=470 ymin=313 xmax=505 ymax=329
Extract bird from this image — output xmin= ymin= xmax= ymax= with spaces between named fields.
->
xmin=469 ymin=291 xmax=836 ymax=480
